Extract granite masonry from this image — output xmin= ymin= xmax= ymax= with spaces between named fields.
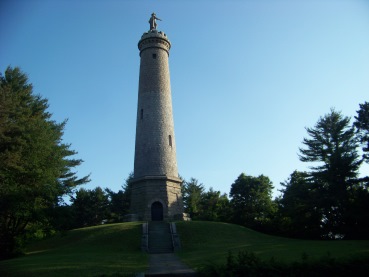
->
xmin=130 ymin=21 xmax=185 ymax=221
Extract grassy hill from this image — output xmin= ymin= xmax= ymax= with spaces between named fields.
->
xmin=176 ymin=221 xmax=369 ymax=271
xmin=1 ymin=221 xmax=368 ymax=276
xmin=0 ymin=222 xmax=147 ymax=277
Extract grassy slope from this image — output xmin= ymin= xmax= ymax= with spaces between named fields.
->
xmin=0 ymin=222 xmax=147 ymax=277
xmin=176 ymin=221 xmax=369 ymax=271
xmin=1 ymin=221 xmax=368 ymax=276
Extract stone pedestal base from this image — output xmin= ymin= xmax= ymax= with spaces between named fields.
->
xmin=130 ymin=175 xmax=184 ymax=221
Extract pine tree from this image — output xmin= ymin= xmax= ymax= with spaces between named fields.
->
xmin=182 ymin=178 xmax=205 ymax=219
xmin=0 ymin=67 xmax=89 ymax=258
xmin=278 ymin=171 xmax=322 ymax=238
xmin=299 ymin=109 xmax=361 ymax=238
xmin=354 ymin=102 xmax=369 ymax=164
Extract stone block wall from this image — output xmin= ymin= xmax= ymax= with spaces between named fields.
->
xmin=130 ymin=176 xmax=184 ymax=221
xmin=130 ymin=29 xmax=184 ymax=221
xmin=134 ymin=30 xmax=178 ymax=179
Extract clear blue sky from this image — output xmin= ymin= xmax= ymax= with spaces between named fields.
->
xmin=1 ymin=0 xmax=368 ymax=199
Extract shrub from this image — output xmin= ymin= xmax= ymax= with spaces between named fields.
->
xmin=198 ymin=250 xmax=369 ymax=277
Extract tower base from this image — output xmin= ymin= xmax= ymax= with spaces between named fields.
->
xmin=130 ymin=175 xmax=184 ymax=221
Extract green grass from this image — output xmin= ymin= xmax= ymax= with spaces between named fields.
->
xmin=176 ymin=221 xmax=369 ymax=271
xmin=1 ymin=221 xmax=368 ymax=276
xmin=0 ymin=222 xmax=147 ymax=277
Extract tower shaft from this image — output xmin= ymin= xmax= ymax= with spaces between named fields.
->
xmin=134 ymin=31 xmax=178 ymax=178
xmin=130 ymin=27 xmax=184 ymax=221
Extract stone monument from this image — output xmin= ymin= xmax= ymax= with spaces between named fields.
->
xmin=129 ymin=14 xmax=184 ymax=221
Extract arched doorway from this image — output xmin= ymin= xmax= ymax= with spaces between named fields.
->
xmin=151 ymin=201 xmax=164 ymax=221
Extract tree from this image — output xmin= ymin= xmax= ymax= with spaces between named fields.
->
xmin=0 ymin=67 xmax=89 ymax=259
xmin=354 ymin=102 xmax=369 ymax=164
xmin=182 ymin=178 xmax=205 ymax=219
xmin=343 ymin=184 xmax=369 ymax=239
xmin=123 ymin=172 xmax=134 ymax=215
xmin=71 ymin=187 xmax=109 ymax=228
xmin=104 ymin=172 xmax=134 ymax=222
xmin=229 ymin=173 xmax=276 ymax=230
xmin=198 ymin=188 xmax=231 ymax=222
xmin=277 ymin=171 xmax=322 ymax=238
xmin=105 ymin=188 xmax=126 ymax=223
xmin=298 ymin=109 xmax=362 ymax=238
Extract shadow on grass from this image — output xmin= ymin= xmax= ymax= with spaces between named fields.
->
xmin=0 ymin=222 xmax=148 ymax=277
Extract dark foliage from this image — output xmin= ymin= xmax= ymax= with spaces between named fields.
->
xmin=0 ymin=67 xmax=89 ymax=259
xmin=230 ymin=174 xmax=276 ymax=231
xmin=182 ymin=178 xmax=205 ymax=219
xmin=71 ymin=187 xmax=110 ymax=228
xmin=182 ymin=178 xmax=232 ymax=222
xmin=354 ymin=101 xmax=369 ymax=164
xmin=70 ymin=173 xmax=133 ymax=228
xmin=298 ymin=109 xmax=364 ymax=238
xmin=277 ymin=171 xmax=322 ymax=238
xmin=198 ymin=250 xmax=369 ymax=277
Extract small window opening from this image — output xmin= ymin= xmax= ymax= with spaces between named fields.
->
xmin=140 ymin=109 xmax=143 ymax=120
xmin=169 ymin=135 xmax=172 ymax=147
xmin=152 ymin=53 xmax=157 ymax=59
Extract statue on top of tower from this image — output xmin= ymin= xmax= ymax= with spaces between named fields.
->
xmin=149 ymin=13 xmax=161 ymax=30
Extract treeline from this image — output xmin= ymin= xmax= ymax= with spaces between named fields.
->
xmin=50 ymin=178 xmax=132 ymax=231
xmin=182 ymin=105 xmax=369 ymax=240
xmin=181 ymin=175 xmax=275 ymax=232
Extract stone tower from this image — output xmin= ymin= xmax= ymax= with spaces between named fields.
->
xmin=130 ymin=14 xmax=184 ymax=221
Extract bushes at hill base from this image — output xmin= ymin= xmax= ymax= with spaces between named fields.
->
xmin=198 ymin=250 xmax=369 ymax=277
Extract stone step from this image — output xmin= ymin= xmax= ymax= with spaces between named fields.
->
xmin=148 ymin=222 xmax=173 ymax=254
